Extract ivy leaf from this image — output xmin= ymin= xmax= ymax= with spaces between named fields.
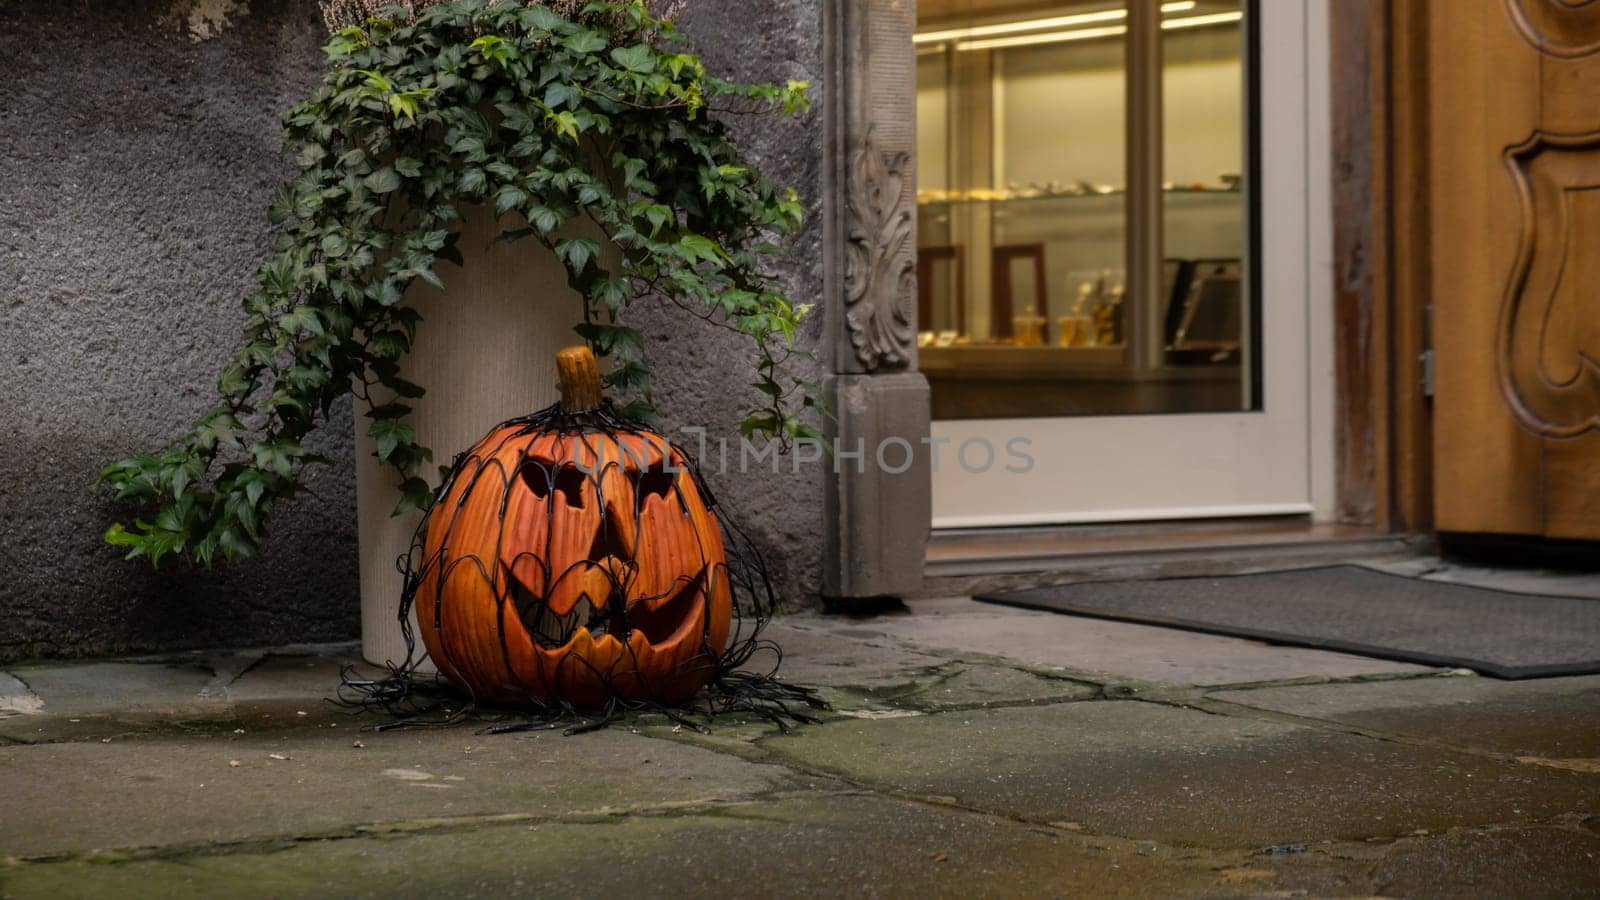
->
xmin=369 ymin=419 xmax=414 ymax=462
xmin=194 ymin=412 xmax=242 ymax=452
xmin=470 ymin=34 xmax=517 ymax=67
xmin=326 ymin=26 xmax=366 ymax=60
xmin=555 ymin=238 xmax=600 ymax=272
xmin=392 ymin=477 xmax=433 ymax=516
xmin=782 ymin=79 xmax=812 ymax=116
xmin=252 ymin=442 xmax=298 ymax=479
xmin=408 ymin=262 xmax=445 ymax=290
xmin=562 ymin=30 xmax=608 ymax=54
xmin=527 ymin=205 xmax=561 ymax=234
xmin=519 ymin=5 xmax=564 ymax=31
xmin=105 ymin=522 xmax=144 ymax=555
xmin=389 ymin=89 xmax=433 ymax=124
xmin=451 ymin=135 xmax=487 ymax=160
xmin=610 ymin=45 xmax=656 ymax=74
xmin=677 ymin=233 xmax=723 ymax=265
xmin=544 ymin=83 xmax=581 ymax=109
xmin=365 ymin=402 xmax=412 ymax=420
xmin=268 ymin=184 xmax=296 ymax=225
xmin=279 ymin=306 xmax=324 ymax=336
xmin=592 ymin=278 xmax=628 ymax=312
xmin=219 ymin=527 xmax=257 ymax=561
xmin=548 ymin=110 xmax=580 ymax=143
xmin=643 ymin=204 xmax=671 ymax=235
xmin=242 ymin=473 xmax=266 ymax=508
xmin=485 ymin=161 xmax=520 ymax=181
xmin=368 ymin=330 xmax=410 ymax=359
xmin=320 ymin=233 xmax=348 ymax=257
xmin=364 ymin=167 xmax=401 ymax=194
xmin=218 ymin=364 xmax=250 ymax=398
xmin=575 ymin=321 xmax=644 ymax=357
xmin=739 ymin=412 xmax=781 ymax=439
xmin=495 ymin=184 xmax=529 ymax=216
xmin=458 ymin=168 xmax=487 ymax=196
xmin=387 ymin=377 xmax=426 ymax=399
xmin=295 ymin=143 xmax=327 ymax=169
xmin=356 ymin=69 xmax=393 ymax=93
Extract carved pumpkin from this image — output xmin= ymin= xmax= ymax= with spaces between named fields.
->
xmin=411 ymin=347 xmax=732 ymax=708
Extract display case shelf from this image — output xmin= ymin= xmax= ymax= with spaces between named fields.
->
xmin=917 ymin=187 xmax=1242 ymax=207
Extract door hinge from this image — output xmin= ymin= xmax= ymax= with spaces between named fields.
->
xmin=1418 ymin=304 xmax=1435 ymax=399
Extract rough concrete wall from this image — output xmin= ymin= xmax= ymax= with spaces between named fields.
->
xmin=633 ymin=0 xmax=828 ymax=607
xmin=0 ymin=0 xmax=359 ymax=661
xmin=0 ymin=0 xmax=827 ymax=662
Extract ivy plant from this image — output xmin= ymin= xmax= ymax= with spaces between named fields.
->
xmin=100 ymin=0 xmax=818 ymax=568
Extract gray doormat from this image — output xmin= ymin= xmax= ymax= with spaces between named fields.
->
xmin=975 ymin=565 xmax=1600 ymax=679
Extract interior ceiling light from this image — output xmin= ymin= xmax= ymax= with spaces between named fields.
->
xmin=913 ymin=2 xmax=1197 ymax=45
xmin=952 ymin=9 xmax=1243 ymax=52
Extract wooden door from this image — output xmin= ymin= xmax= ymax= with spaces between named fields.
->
xmin=1428 ymin=0 xmax=1600 ymax=540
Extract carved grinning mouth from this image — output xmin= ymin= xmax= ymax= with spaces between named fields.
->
xmin=515 ymin=569 xmax=709 ymax=650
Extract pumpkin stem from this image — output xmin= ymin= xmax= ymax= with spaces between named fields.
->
xmin=556 ymin=345 xmax=604 ymax=413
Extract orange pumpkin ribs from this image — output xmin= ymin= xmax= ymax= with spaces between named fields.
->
xmin=409 ymin=347 xmax=733 ymax=707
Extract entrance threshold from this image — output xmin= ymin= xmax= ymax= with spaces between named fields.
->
xmin=926 ymin=517 xmax=1428 ymax=585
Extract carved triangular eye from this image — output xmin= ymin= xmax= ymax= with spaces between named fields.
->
xmin=520 ymin=461 xmax=586 ymax=508
xmin=635 ymin=465 xmax=676 ymax=504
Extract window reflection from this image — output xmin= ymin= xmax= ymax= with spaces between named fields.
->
xmin=915 ymin=1 xmax=1251 ymax=419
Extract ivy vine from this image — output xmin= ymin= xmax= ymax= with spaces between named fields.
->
xmin=100 ymin=0 xmax=819 ymax=567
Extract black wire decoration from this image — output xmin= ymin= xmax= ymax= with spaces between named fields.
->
xmin=338 ymin=352 xmax=825 ymax=735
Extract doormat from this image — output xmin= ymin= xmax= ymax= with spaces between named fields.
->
xmin=975 ymin=565 xmax=1600 ymax=679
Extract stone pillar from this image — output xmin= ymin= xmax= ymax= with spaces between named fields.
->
xmin=820 ymin=0 xmax=931 ymax=601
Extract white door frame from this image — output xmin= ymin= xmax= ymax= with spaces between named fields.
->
xmin=930 ymin=0 xmax=1336 ymax=529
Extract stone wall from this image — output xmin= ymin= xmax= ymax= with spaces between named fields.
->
xmin=0 ymin=0 xmax=826 ymax=662
xmin=639 ymin=0 xmax=827 ymax=609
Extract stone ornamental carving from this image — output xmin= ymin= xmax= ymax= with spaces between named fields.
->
xmin=1499 ymin=130 xmax=1600 ymax=437
xmin=843 ymin=131 xmax=916 ymax=371
xmin=1506 ymin=0 xmax=1600 ymax=59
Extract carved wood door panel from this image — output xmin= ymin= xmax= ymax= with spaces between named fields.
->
xmin=1428 ymin=0 xmax=1600 ymax=539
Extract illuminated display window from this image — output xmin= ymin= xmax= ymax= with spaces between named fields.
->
xmin=916 ymin=1 xmax=1254 ymax=419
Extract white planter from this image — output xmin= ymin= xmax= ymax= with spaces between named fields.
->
xmin=355 ymin=207 xmax=589 ymax=667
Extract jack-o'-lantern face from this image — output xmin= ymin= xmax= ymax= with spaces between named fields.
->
xmin=414 ymin=423 xmax=732 ymax=708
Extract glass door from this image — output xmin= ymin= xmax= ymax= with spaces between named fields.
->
xmin=920 ymin=0 xmax=1319 ymax=526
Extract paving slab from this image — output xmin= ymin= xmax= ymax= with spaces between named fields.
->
xmin=0 ymin=701 xmax=378 ymax=746
xmin=1213 ymin=674 xmax=1600 ymax=760
xmin=0 ymin=673 xmax=41 ymax=717
xmin=0 ymin=794 xmax=1315 ymax=899
xmin=808 ymin=603 xmax=1434 ymax=687
xmin=4 ymin=782 xmax=1596 ymax=899
xmin=220 ymin=651 xmax=375 ymax=704
xmin=0 ymin=645 xmax=368 ymax=718
xmin=754 ymin=619 xmax=1096 ymax=715
xmin=887 ymin=664 xmax=1095 ymax=711
xmin=0 ymin=647 xmax=385 ymax=744
xmin=1 ymin=659 xmax=221 ymax=718
xmin=1369 ymin=824 xmax=1600 ymax=899
xmin=758 ymin=700 xmax=1600 ymax=850
xmin=0 ymin=726 xmax=807 ymax=860
xmin=756 ymin=620 xmax=954 ymax=689
xmin=1372 ymin=557 xmax=1600 ymax=599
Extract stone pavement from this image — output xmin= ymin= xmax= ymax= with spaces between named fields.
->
xmin=3 ymin=572 xmax=1599 ymax=897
